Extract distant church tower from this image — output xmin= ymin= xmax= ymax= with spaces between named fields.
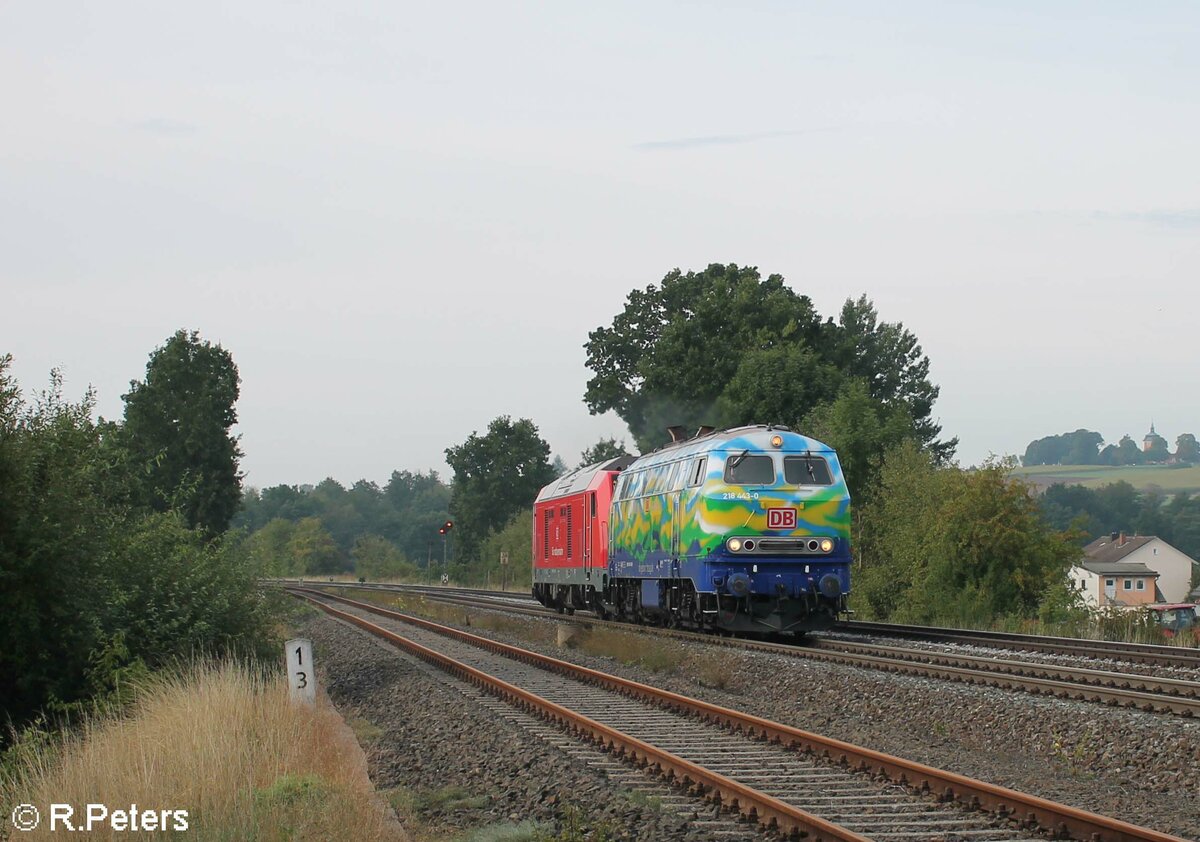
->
xmin=1143 ymin=422 xmax=1167 ymax=455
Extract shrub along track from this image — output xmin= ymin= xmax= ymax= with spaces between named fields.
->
xmin=289 ymin=587 xmax=1187 ymax=842
xmin=298 ymin=582 xmax=1200 ymax=718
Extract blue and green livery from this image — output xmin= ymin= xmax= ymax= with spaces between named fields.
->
xmin=533 ymin=425 xmax=851 ymax=634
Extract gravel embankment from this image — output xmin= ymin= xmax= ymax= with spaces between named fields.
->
xmin=299 ymin=611 xmax=741 ymax=841
xmin=360 ymin=602 xmax=1200 ymax=841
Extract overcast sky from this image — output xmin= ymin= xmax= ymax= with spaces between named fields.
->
xmin=3 ymin=2 xmax=1197 ymax=489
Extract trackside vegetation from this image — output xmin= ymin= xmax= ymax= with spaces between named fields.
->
xmin=854 ymin=443 xmax=1082 ymax=626
xmin=0 ymin=660 xmax=404 ymax=841
xmin=0 ymin=337 xmax=279 ymax=739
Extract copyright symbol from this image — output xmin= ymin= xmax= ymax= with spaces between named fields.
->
xmin=11 ymin=803 xmax=40 ymax=831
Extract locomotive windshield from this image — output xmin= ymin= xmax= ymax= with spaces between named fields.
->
xmin=724 ymin=454 xmax=774 ymax=485
xmin=783 ymin=455 xmax=832 ymax=486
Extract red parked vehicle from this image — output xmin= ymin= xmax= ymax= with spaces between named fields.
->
xmin=1144 ymin=603 xmax=1200 ymax=642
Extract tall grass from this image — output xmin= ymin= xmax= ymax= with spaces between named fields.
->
xmin=1 ymin=660 xmax=403 ymax=841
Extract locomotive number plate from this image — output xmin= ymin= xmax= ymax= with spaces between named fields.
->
xmin=767 ymin=508 xmax=797 ymax=529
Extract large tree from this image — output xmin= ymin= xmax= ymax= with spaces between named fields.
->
xmin=856 ymin=443 xmax=1080 ymax=623
xmin=122 ymin=330 xmax=243 ymax=536
xmin=1176 ymin=433 xmax=1200 ymax=464
xmin=1022 ymin=429 xmax=1104 ymax=467
xmin=445 ymin=416 xmax=555 ymax=563
xmin=578 ymin=436 xmax=630 ymax=468
xmin=584 ymin=264 xmax=954 ymax=461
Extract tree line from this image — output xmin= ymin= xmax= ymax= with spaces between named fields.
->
xmin=0 ymin=332 xmax=275 ymax=736
xmin=237 ymin=263 xmax=1095 ymax=628
xmin=1022 ymin=428 xmax=1200 ymax=467
xmin=1039 ymin=480 xmax=1200 ymax=563
xmin=6 ymin=262 xmax=1113 ymax=743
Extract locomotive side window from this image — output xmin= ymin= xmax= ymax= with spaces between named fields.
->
xmin=628 ymin=471 xmax=646 ymax=498
xmin=668 ymin=460 xmax=686 ymax=490
xmin=645 ymin=466 xmax=663 ymax=495
xmin=687 ymin=457 xmax=707 ymax=487
xmin=783 ymin=455 xmax=833 ymax=486
xmin=724 ymin=454 xmax=775 ymax=485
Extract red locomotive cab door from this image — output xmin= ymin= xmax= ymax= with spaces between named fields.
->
xmin=584 ymin=494 xmax=595 ymax=579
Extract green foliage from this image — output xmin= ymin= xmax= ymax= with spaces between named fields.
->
xmin=352 ymin=534 xmax=418 ymax=580
xmin=474 ymin=509 xmax=534 ymax=589
xmin=287 ymin=517 xmax=345 ymax=575
xmin=1176 ymin=433 xmax=1200 ymax=465
xmin=98 ymin=513 xmax=278 ymax=683
xmin=0 ymin=357 xmax=277 ymax=732
xmin=1022 ymin=429 xmax=1104 ymax=466
xmin=856 ymin=443 xmax=1081 ymax=624
xmin=800 ymin=380 xmax=915 ymax=503
xmin=0 ymin=361 xmax=124 ymax=722
xmin=243 ymin=517 xmax=299 ymax=576
xmin=1038 ymin=481 xmax=1200 ymax=562
xmin=445 ymin=416 xmax=555 ymax=563
xmin=583 ymin=264 xmax=953 ymax=471
xmin=578 ymin=437 xmax=630 ymax=468
xmin=236 ymin=469 xmax=452 ymax=572
xmin=121 ymin=330 xmax=243 ymax=536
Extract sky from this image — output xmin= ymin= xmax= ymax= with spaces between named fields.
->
xmin=2 ymin=2 xmax=1198 ymax=489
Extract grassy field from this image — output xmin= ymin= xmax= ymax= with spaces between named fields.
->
xmin=1011 ymin=463 xmax=1200 ymax=493
xmin=1 ymin=660 xmax=406 ymax=842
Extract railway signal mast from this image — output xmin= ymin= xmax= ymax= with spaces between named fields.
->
xmin=438 ymin=520 xmax=454 ymax=572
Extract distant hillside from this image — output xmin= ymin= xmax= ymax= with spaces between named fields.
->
xmin=1011 ymin=463 xmax=1200 ymax=494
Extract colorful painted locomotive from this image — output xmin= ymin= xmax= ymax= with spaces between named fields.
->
xmin=532 ymin=425 xmax=851 ymax=633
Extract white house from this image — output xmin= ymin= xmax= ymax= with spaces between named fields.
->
xmin=1068 ymin=560 xmax=1160 ymax=608
xmin=1082 ymin=533 xmax=1199 ymax=604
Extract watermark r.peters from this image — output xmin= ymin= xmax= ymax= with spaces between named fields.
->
xmin=9 ymin=802 xmax=189 ymax=833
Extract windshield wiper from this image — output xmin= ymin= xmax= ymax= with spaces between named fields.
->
xmin=804 ymin=450 xmax=816 ymax=481
xmin=728 ymin=449 xmax=751 ymax=470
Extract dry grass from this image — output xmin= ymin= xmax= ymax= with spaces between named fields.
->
xmin=568 ymin=626 xmax=684 ymax=675
xmin=1 ymin=660 xmax=405 ymax=841
xmin=342 ymin=589 xmax=558 ymax=648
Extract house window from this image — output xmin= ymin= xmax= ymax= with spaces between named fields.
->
xmin=1123 ymin=579 xmax=1132 ymax=590
xmin=1105 ymin=578 xmax=1115 ymax=587
xmin=1136 ymin=580 xmax=1145 ymax=590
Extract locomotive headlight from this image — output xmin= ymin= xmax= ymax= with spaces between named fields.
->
xmin=819 ymin=538 xmax=834 ymax=553
xmin=727 ymin=538 xmax=743 ymax=552
xmin=770 ymin=434 xmax=783 ymax=448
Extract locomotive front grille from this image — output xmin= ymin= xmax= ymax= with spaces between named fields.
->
xmin=755 ymin=538 xmax=823 ymax=554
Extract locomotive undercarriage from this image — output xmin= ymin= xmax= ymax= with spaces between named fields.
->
xmin=533 ymin=577 xmax=841 ymax=635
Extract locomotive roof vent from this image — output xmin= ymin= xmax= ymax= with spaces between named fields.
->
xmin=667 ymin=425 xmax=688 ymax=442
xmin=695 ymin=425 xmax=716 ymax=438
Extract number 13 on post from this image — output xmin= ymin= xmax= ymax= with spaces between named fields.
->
xmin=285 ymin=638 xmax=316 ymax=705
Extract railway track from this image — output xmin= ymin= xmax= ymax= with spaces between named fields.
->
xmin=291 ymin=587 xmax=1187 ymax=842
xmin=286 ymin=580 xmax=1200 ymax=670
xmin=836 ymin=620 xmax=1200 ymax=670
xmin=298 ymin=582 xmax=1200 ymax=717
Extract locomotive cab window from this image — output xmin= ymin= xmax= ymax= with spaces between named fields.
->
xmin=724 ymin=454 xmax=775 ymax=485
xmin=783 ymin=455 xmax=833 ymax=486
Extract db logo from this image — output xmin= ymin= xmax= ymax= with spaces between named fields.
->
xmin=767 ymin=508 xmax=796 ymax=529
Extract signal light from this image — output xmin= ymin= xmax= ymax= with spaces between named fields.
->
xmin=438 ymin=527 xmax=446 ymax=535
xmin=443 ymin=520 xmax=454 ymax=531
